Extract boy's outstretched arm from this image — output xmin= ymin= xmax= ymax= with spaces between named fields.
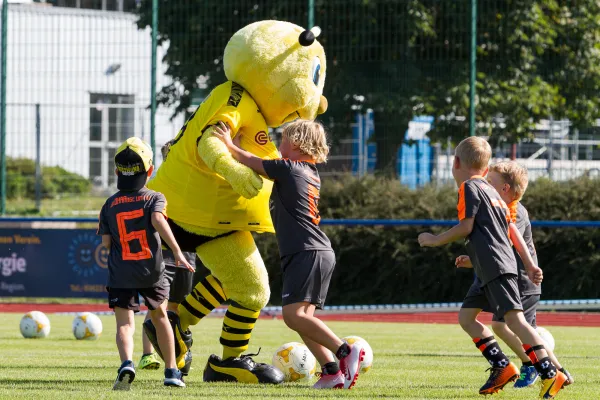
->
xmin=509 ymin=222 xmax=543 ymax=285
xmin=212 ymin=121 xmax=267 ymax=177
xmin=418 ymin=218 xmax=474 ymax=247
xmin=151 ymin=212 xmax=195 ymax=272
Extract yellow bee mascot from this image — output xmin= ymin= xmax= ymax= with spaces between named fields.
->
xmin=143 ymin=20 xmax=327 ymax=384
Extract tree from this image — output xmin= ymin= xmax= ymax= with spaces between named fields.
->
xmin=136 ymin=0 xmax=600 ymax=175
xmin=417 ymin=0 xmax=600 ymax=144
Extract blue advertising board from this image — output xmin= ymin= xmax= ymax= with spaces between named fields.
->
xmin=0 ymin=229 xmax=108 ymax=298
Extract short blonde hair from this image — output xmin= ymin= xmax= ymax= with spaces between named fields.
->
xmin=490 ymin=161 xmax=529 ymax=201
xmin=455 ymin=136 xmax=492 ymax=171
xmin=282 ymin=120 xmax=329 ymax=163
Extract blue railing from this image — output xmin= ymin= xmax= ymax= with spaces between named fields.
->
xmin=1 ymin=217 xmax=599 ymax=228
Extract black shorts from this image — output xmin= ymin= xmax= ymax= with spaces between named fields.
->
xmin=281 ymin=250 xmax=335 ymax=310
xmin=493 ymin=294 xmax=540 ymax=326
xmin=164 ymin=266 xmax=194 ymax=304
xmin=165 ymin=219 xmax=234 ymax=253
xmin=461 ymin=274 xmax=522 ymax=319
xmin=107 ymin=286 xmax=169 ymax=312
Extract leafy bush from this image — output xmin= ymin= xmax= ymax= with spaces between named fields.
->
xmin=5 ymin=157 xmax=91 ymax=199
xmin=256 ymin=175 xmax=600 ymax=305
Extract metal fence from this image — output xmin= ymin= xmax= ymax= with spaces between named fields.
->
xmin=0 ymin=0 xmax=599 ymax=216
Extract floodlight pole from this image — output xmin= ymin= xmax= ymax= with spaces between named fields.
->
xmin=469 ymin=0 xmax=477 ymax=137
xmin=308 ymin=0 xmax=314 ymax=28
xmin=0 ymin=0 xmax=7 ymax=214
xmin=150 ymin=0 xmax=158 ymax=165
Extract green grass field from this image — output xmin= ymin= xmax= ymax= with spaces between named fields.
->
xmin=0 ymin=314 xmax=598 ymax=399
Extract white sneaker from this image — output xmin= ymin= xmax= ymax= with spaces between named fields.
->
xmin=338 ymin=343 xmax=365 ymax=389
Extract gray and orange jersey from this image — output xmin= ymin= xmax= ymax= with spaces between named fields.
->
xmin=262 ymin=159 xmax=332 ymax=258
xmin=97 ymin=187 xmax=167 ymax=289
xmin=457 ymin=176 xmax=517 ymax=285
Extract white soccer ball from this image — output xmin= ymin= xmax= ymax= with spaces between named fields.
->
xmin=20 ymin=311 xmax=50 ymax=338
xmin=342 ymin=335 xmax=374 ymax=373
xmin=536 ymin=326 xmax=555 ymax=352
xmin=272 ymin=342 xmax=317 ymax=382
xmin=72 ymin=312 xmax=103 ymax=340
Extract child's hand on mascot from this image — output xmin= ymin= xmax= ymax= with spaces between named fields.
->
xmin=213 ymin=121 xmax=234 ymax=148
xmin=203 ymin=124 xmax=263 ymax=199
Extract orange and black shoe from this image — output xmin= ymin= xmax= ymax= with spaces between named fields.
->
xmin=479 ymin=362 xmax=519 ymax=395
xmin=540 ymin=370 xmax=568 ymax=399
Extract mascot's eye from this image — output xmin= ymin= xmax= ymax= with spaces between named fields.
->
xmin=311 ymin=57 xmax=321 ymax=86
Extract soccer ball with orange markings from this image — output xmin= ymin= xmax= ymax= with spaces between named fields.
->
xmin=20 ymin=311 xmax=51 ymax=338
xmin=342 ymin=336 xmax=373 ymax=373
xmin=72 ymin=312 xmax=103 ymax=340
xmin=272 ymin=342 xmax=317 ymax=382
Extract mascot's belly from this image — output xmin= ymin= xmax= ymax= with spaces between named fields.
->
xmin=149 ymin=82 xmax=278 ymax=234
xmin=149 ymin=164 xmax=274 ymax=234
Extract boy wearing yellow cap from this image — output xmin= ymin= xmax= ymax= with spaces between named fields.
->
xmin=97 ymin=137 xmax=193 ymax=390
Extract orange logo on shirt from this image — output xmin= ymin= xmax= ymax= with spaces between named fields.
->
xmin=255 ymin=131 xmax=269 ymax=145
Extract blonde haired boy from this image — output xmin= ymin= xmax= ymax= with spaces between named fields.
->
xmin=213 ymin=120 xmax=365 ymax=390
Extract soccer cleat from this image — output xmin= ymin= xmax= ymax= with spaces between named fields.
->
xmin=203 ymin=351 xmax=284 ymax=384
xmin=143 ymin=311 xmax=193 ymax=370
xmin=513 ymin=364 xmax=539 ymax=388
xmin=560 ymin=368 xmax=574 ymax=386
xmin=478 ymin=362 xmax=519 ymax=395
xmin=540 ymin=370 xmax=568 ymax=399
xmin=313 ymin=370 xmax=345 ymax=389
xmin=113 ymin=360 xmax=136 ymax=391
xmin=339 ymin=343 xmax=366 ymax=389
xmin=164 ymin=368 xmax=186 ymax=387
xmin=138 ymin=353 xmax=161 ymax=370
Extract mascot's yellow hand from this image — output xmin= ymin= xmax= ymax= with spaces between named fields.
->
xmin=198 ymin=127 xmax=263 ymax=199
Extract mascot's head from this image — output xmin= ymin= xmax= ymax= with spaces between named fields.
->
xmin=224 ymin=20 xmax=327 ymax=128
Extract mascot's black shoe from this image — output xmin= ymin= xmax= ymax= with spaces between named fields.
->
xmin=203 ymin=349 xmax=284 ymax=384
xmin=142 ymin=311 xmax=193 ymax=372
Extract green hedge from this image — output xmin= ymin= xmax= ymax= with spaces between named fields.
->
xmin=6 ymin=157 xmax=91 ymax=200
xmin=255 ymin=176 xmax=600 ymax=305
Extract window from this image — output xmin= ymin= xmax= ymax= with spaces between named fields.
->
xmin=89 ymin=93 xmax=135 ymax=188
xmin=53 ymin=0 xmax=140 ymax=12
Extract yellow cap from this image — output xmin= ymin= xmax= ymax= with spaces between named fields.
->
xmin=114 ymin=137 xmax=153 ymax=190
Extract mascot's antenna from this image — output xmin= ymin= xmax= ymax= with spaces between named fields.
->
xmin=299 ymin=26 xmax=321 ymax=46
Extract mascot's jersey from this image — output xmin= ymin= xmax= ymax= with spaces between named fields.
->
xmin=149 ymin=81 xmax=279 ymax=232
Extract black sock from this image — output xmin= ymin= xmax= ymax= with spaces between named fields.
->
xmin=473 ymin=336 xmax=510 ymax=368
xmin=523 ymin=344 xmax=558 ymax=380
xmin=523 ymin=361 xmax=533 ymax=367
xmin=323 ymin=362 xmax=340 ymax=375
xmin=335 ymin=343 xmax=351 ymax=360
xmin=142 ymin=353 xmax=153 ymax=357
xmin=536 ymin=357 xmax=558 ymax=380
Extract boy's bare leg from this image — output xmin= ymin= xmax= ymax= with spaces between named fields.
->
xmin=150 ymin=300 xmax=177 ymax=369
xmin=114 ymin=307 xmax=135 ymax=362
xmin=492 ymin=321 xmax=530 ymax=363
xmin=167 ymin=302 xmax=180 ymax=313
xmin=300 ymin=334 xmax=336 ymax=367
xmin=282 ymin=303 xmax=343 ymax=353
xmin=504 ymin=311 xmax=550 ymax=360
xmin=458 ymin=308 xmax=494 ymax=338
